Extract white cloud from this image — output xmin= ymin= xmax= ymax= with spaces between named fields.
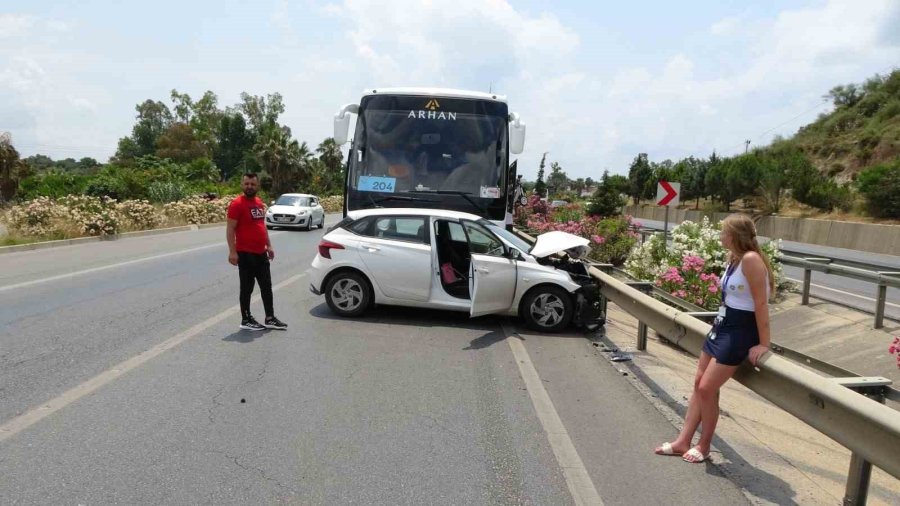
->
xmin=710 ymin=16 xmax=740 ymax=36
xmin=0 ymin=14 xmax=35 ymax=37
xmin=3 ymin=0 xmax=900 ymax=176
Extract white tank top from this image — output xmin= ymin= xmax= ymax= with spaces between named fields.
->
xmin=721 ymin=258 xmax=769 ymax=312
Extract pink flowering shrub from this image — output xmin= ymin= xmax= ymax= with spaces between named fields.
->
xmin=890 ymin=337 xmax=900 ymax=369
xmin=517 ymin=198 xmax=637 ymax=265
xmin=655 ymin=255 xmax=722 ymax=309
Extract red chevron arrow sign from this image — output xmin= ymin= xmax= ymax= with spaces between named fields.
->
xmin=656 ymin=181 xmax=680 ymax=206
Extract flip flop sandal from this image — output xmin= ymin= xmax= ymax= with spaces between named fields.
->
xmin=682 ymin=447 xmax=710 ymax=463
xmin=655 ymin=442 xmax=678 ymax=456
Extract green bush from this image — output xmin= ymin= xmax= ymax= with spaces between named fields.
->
xmin=875 ymin=99 xmax=900 ymax=122
xmin=857 ymin=91 xmax=890 ymax=117
xmin=805 ymin=180 xmax=854 ymax=212
xmin=148 ymin=181 xmax=188 ymax=203
xmin=857 ymin=160 xmax=900 ymax=218
xmin=84 ymin=174 xmax=128 ymax=200
xmin=17 ymin=172 xmax=87 ymax=200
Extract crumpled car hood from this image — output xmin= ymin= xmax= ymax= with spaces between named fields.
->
xmin=529 ymin=231 xmax=590 ymax=258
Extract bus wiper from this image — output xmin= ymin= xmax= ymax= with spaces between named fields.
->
xmin=365 ymin=192 xmax=382 ymax=209
xmin=409 ymin=190 xmax=486 ymax=215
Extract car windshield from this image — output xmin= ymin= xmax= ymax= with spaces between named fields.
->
xmin=275 ymin=196 xmax=311 ymax=207
xmin=479 ymin=220 xmax=533 ymax=254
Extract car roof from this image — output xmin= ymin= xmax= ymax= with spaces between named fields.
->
xmin=278 ymin=193 xmax=317 ymax=198
xmin=347 ymin=207 xmax=483 ymax=221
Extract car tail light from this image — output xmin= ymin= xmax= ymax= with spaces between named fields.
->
xmin=318 ymin=240 xmax=344 ymax=259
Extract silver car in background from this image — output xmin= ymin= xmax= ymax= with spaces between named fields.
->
xmin=265 ymin=193 xmax=326 ymax=230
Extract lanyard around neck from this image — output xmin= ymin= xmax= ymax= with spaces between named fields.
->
xmin=722 ymin=261 xmax=738 ymax=303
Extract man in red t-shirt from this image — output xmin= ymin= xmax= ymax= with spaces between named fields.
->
xmin=226 ymin=173 xmax=287 ymax=331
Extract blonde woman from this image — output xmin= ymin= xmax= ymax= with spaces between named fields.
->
xmin=655 ymin=214 xmax=774 ymax=463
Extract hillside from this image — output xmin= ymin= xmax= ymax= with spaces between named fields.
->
xmin=790 ymin=70 xmax=900 ymax=182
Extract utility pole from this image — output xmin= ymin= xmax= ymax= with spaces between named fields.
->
xmin=744 ymin=139 xmax=751 ymax=153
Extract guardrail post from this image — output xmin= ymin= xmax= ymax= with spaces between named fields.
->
xmin=627 ymin=282 xmax=654 ymax=351
xmin=801 ymin=258 xmax=832 ymax=306
xmin=874 ymin=273 xmax=900 ymax=330
xmin=874 ymin=283 xmax=887 ymax=330
xmin=591 ymin=263 xmax=614 ymax=320
xmin=802 ymin=268 xmax=813 ymax=306
xmin=837 ymin=379 xmax=890 ymax=505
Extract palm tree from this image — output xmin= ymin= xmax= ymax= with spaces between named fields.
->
xmin=0 ymin=134 xmax=29 ymax=202
xmin=254 ymin=127 xmax=306 ymax=197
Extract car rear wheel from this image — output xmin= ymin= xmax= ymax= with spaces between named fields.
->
xmin=521 ymin=286 xmax=573 ymax=333
xmin=324 ymin=271 xmax=371 ymax=317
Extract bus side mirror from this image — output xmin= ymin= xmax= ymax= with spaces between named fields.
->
xmin=334 ymin=103 xmax=359 ymax=146
xmin=509 ymin=112 xmax=526 ymax=154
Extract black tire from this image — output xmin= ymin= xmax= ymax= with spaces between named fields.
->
xmin=324 ymin=271 xmax=371 ymax=317
xmin=520 ymin=285 xmax=574 ymax=333
xmin=304 ymin=219 xmax=312 ymax=231
xmin=266 ymin=225 xmax=274 ymax=230
xmin=317 ymin=216 xmax=325 ymax=229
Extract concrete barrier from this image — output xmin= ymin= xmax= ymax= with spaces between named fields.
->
xmin=624 ymin=205 xmax=900 ymax=255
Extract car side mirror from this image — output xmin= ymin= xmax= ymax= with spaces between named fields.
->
xmin=506 ymin=249 xmax=523 ymax=261
xmin=270 ymin=200 xmax=275 ymax=205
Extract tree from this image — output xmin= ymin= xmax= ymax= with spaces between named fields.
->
xmin=825 ymin=83 xmax=863 ymax=108
xmin=757 ymin=154 xmax=787 ymax=214
xmin=534 ymin=153 xmax=547 ymax=197
xmin=704 ymin=158 xmax=733 ymax=210
xmin=573 ymin=178 xmax=586 ymax=195
xmin=0 ymin=136 xmax=30 ymax=201
xmin=239 ymin=92 xmax=285 ymax=136
xmin=77 ymin=157 xmax=99 ymax=171
xmin=169 ymin=89 xmax=223 ymax=154
xmin=254 ymin=126 xmax=303 ymax=197
xmin=214 ymin=112 xmax=252 ymax=181
xmin=673 ymin=156 xmax=703 ymax=208
xmin=155 ymin=123 xmax=207 ymax=163
xmin=24 ymin=154 xmax=54 ymax=172
xmin=587 ymin=170 xmax=624 ymax=217
xmin=314 ymin=138 xmax=344 ymax=195
xmin=114 ymin=100 xmax=173 ymax=161
xmin=547 ymin=161 xmax=569 ymax=197
xmin=627 ymin=153 xmax=653 ymax=205
xmin=132 ymin=100 xmax=174 ymax=156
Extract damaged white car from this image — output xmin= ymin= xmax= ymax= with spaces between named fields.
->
xmin=309 ymin=208 xmax=604 ymax=333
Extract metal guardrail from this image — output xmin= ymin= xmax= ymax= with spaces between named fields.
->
xmin=779 ymin=255 xmax=900 ymax=329
xmin=633 ymin=227 xmax=900 ymax=329
xmin=514 ymin=228 xmax=900 ymax=505
xmin=592 ymin=260 xmax=900 ymax=403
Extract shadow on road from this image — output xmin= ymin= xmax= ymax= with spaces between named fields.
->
xmin=222 ymin=329 xmax=271 ymax=343
xmin=308 ymin=302 xmax=498 ymax=331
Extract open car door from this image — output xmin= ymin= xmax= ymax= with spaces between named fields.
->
xmin=463 ymin=220 xmax=517 ymax=317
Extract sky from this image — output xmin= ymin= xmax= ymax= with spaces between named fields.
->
xmin=2 ymin=0 xmax=899 ymax=179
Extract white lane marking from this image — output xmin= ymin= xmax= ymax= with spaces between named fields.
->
xmin=0 ymin=268 xmax=310 ymax=443
xmin=0 ymin=232 xmax=286 ymax=293
xmin=501 ymin=323 xmax=605 ymax=506
xmin=785 ymin=277 xmax=900 ymax=309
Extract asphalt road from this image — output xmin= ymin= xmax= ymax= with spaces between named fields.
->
xmin=0 ymin=217 xmax=749 ymax=505
xmin=635 ymin=218 xmax=900 ymax=323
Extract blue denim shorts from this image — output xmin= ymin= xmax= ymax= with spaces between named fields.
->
xmin=702 ymin=306 xmax=759 ymax=366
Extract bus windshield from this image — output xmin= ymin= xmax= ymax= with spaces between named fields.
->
xmin=349 ymin=103 xmax=508 ymax=198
